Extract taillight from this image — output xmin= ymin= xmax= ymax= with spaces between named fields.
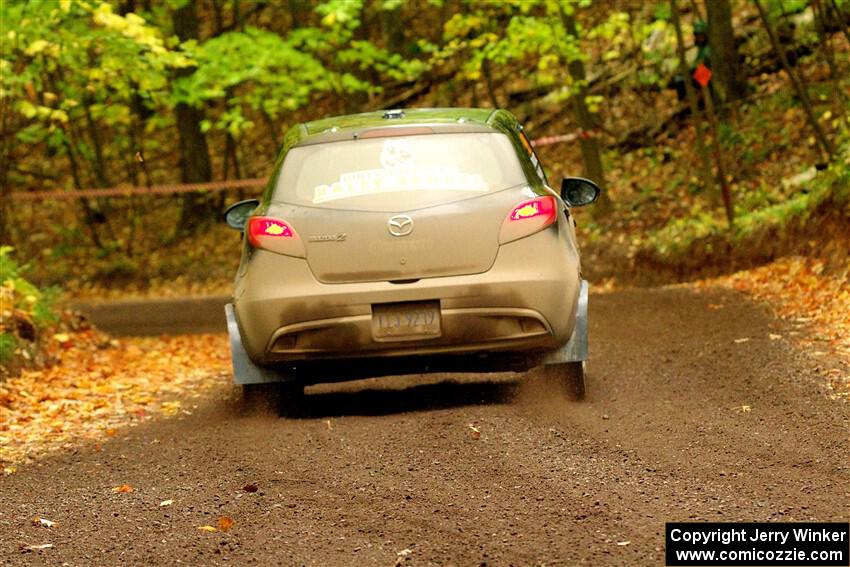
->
xmin=247 ymin=217 xmax=305 ymax=258
xmin=499 ymin=196 xmax=558 ymax=244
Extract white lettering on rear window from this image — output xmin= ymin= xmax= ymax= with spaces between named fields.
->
xmin=312 ymin=139 xmax=490 ymax=204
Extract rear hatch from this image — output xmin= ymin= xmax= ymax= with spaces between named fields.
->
xmin=270 ymin=190 xmax=525 ymax=283
xmin=270 ymin=131 xmax=530 ymax=284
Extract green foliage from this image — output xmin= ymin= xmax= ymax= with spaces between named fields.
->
xmin=646 ymin=159 xmax=850 ymax=260
xmin=2 ymin=1 xmax=186 ymax=141
xmin=765 ymin=0 xmax=810 ymax=18
xmin=1 ymin=0 xmax=430 ymax=167
xmin=0 ymin=247 xmax=60 ymax=367
xmin=178 ymin=27 xmax=334 ymax=137
xmin=653 ymin=2 xmax=671 ymax=21
xmin=433 ymin=0 xmax=629 ymax=105
xmin=2 ymin=0 xmax=846 ymax=292
xmin=636 ymin=16 xmax=677 ymax=87
xmin=648 ymin=210 xmax=725 ymax=257
xmin=338 ymin=40 xmax=429 ymax=82
xmin=1 ymin=246 xmax=59 ymax=326
xmin=1 ymin=0 xmax=633 ymax=196
xmin=0 ymin=333 xmax=16 ymax=364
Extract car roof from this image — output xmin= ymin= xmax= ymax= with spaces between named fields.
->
xmin=285 ymin=108 xmax=519 ymax=149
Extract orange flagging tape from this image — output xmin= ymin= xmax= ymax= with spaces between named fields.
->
xmin=11 ymin=134 xmax=581 ymax=202
xmin=11 ymin=178 xmax=268 ymax=202
xmin=531 ymin=133 xmax=579 ymax=146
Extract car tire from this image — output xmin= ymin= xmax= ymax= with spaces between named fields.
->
xmin=542 ymin=361 xmax=586 ymax=401
xmin=242 ymin=382 xmax=304 ymax=416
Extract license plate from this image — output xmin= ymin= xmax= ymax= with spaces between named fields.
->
xmin=371 ymin=301 xmax=441 ymax=342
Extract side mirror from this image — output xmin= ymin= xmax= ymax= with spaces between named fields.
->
xmin=223 ymin=199 xmax=260 ymax=231
xmin=560 ymin=177 xmax=600 ymax=207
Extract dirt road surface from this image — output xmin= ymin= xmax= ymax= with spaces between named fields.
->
xmin=2 ymin=287 xmax=848 ymax=566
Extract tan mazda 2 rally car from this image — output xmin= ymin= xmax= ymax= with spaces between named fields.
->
xmin=223 ymin=108 xmax=599 ymax=410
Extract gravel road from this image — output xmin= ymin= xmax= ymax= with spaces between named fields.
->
xmin=2 ymin=287 xmax=848 ymax=566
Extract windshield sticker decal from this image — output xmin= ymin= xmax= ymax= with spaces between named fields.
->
xmin=313 ymin=140 xmax=489 ymax=203
xmin=379 ymin=139 xmax=415 ymax=169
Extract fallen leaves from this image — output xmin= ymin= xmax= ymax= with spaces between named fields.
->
xmin=64 ymin=277 xmax=232 ymax=302
xmin=0 ymin=333 xmax=229 ymax=469
xmin=52 ymin=333 xmax=71 ymax=346
xmin=20 ymin=543 xmax=53 ymax=552
xmin=467 ymin=423 xmax=481 ymax=440
xmin=198 ymin=517 xmax=234 ymax=533
xmin=698 ymin=256 xmax=850 ymax=398
xmin=111 ymin=484 xmax=134 ymax=493
xmin=160 ymin=400 xmax=182 ymax=416
xmin=217 ymin=516 xmax=234 ymax=532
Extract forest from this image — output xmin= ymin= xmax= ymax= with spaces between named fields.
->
xmin=1 ymin=4 xmax=849 ymax=562
xmin=1 ymin=0 xmax=849 ymax=374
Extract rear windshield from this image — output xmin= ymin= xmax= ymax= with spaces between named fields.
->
xmin=272 ymin=132 xmax=527 ymax=211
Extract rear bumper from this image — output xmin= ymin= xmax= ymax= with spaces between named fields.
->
xmin=227 ymin=301 xmax=545 ymax=384
xmin=233 ymin=229 xmax=581 ymax=364
xmin=265 ymin=307 xmax=554 ymax=361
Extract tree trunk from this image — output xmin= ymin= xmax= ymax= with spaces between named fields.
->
xmin=753 ymin=0 xmax=834 ymax=160
xmin=173 ymin=0 xmax=214 ymax=231
xmin=83 ymin=98 xmax=111 ymax=188
xmin=706 ymin=0 xmax=747 ymax=102
xmin=61 ymin=137 xmax=107 ymax=249
xmin=0 ymin=98 xmax=12 ymax=244
xmin=701 ymin=89 xmax=734 ymax=225
xmin=380 ymin=4 xmax=405 ymax=53
xmin=671 ymin=0 xmax=719 ymax=212
xmin=260 ymin=109 xmax=281 ymax=150
xmin=827 ymin=0 xmax=850 ymax=46
xmin=287 ymin=0 xmax=311 ymax=27
xmin=481 ymin=59 xmax=501 ymax=108
xmin=813 ymin=0 xmax=849 ymax=130
xmin=558 ymin=7 xmax=612 ymax=214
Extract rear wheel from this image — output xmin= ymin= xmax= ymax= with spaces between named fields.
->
xmin=242 ymin=382 xmax=304 ymax=416
xmin=542 ymin=361 xmax=586 ymax=401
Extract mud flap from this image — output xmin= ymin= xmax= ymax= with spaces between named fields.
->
xmin=225 ymin=303 xmax=294 ymax=385
xmin=542 ymin=279 xmax=588 ymax=364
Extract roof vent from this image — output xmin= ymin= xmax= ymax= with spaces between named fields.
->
xmin=382 ymin=109 xmax=405 ymax=120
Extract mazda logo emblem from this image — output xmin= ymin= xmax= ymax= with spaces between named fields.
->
xmin=387 ymin=215 xmax=414 ymax=237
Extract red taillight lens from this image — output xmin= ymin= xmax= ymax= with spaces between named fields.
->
xmin=247 ymin=217 xmax=305 ymax=257
xmin=509 ymin=196 xmax=557 ymax=221
xmin=248 ymin=218 xmax=293 ymax=243
xmin=499 ymin=196 xmax=558 ymax=244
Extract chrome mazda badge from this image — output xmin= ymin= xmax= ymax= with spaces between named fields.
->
xmin=387 ymin=215 xmax=414 ymax=237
